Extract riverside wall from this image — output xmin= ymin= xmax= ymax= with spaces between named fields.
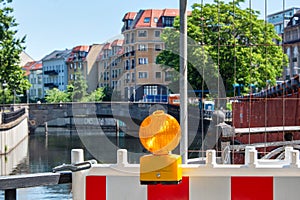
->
xmin=0 ymin=112 xmax=28 ymax=155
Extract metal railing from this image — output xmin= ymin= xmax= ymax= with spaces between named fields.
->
xmin=1 ymin=108 xmax=26 ymax=124
xmin=0 ymin=172 xmax=71 ymax=200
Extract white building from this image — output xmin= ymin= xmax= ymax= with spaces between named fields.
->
xmin=28 ymin=61 xmax=43 ymax=101
xmin=267 ymin=7 xmax=300 ymax=45
xmin=42 ymin=49 xmax=71 ymax=97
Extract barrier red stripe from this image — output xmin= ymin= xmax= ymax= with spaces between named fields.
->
xmin=148 ymin=177 xmax=189 ymax=200
xmin=231 ymin=176 xmax=273 ymax=200
xmin=86 ymin=176 xmax=106 ymax=200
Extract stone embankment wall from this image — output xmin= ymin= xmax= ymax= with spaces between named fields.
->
xmin=0 ymin=110 xmax=28 ymax=155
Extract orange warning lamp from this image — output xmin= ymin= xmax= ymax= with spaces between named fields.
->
xmin=139 ymin=110 xmax=182 ymax=185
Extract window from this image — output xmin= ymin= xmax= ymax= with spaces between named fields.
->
xmin=144 ymin=17 xmax=150 ymax=23
xmin=131 ymin=59 xmax=135 ymax=69
xmin=138 ymin=58 xmax=148 ymax=65
xmin=131 ymin=32 xmax=135 ymax=43
xmin=125 ymin=73 xmax=130 ymax=83
xmin=162 ymin=16 xmax=174 ymax=27
xmin=165 ymin=71 xmax=174 ymax=81
xmin=155 ymin=44 xmax=162 ymax=51
xmin=138 ymin=44 xmax=147 ymax=51
xmin=139 ymin=72 xmax=148 ymax=79
xmin=132 ymin=72 xmax=135 ymax=82
xmin=155 ymin=30 xmax=161 ymax=37
xmin=155 ymin=72 xmax=161 ymax=79
xmin=125 ymin=60 xmax=130 ymax=70
xmin=154 ymin=17 xmax=158 ymax=23
xmin=138 ymin=30 xmax=147 ymax=37
xmin=144 ymin=85 xmax=157 ymax=95
xmin=125 ymin=33 xmax=129 ymax=44
xmin=131 ymin=46 xmax=135 ymax=56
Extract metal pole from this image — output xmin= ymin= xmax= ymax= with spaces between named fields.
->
xmin=180 ymin=0 xmax=188 ymax=164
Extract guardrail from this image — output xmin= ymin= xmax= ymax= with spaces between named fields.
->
xmin=1 ymin=108 xmax=26 ymax=124
xmin=0 ymin=172 xmax=71 ymax=200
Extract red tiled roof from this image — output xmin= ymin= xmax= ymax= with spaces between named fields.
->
xmin=67 ymin=45 xmax=90 ymax=62
xmin=103 ymin=43 xmax=112 ymax=50
xmin=22 ymin=61 xmax=37 ymax=76
xmin=111 ymin=39 xmax=124 ymax=46
xmin=72 ymin=45 xmax=90 ymax=52
xmin=162 ymin=9 xmax=179 ymax=17
xmin=31 ymin=61 xmax=42 ymax=71
xmin=122 ymin=12 xmax=137 ymax=21
xmin=133 ymin=9 xmax=180 ymax=28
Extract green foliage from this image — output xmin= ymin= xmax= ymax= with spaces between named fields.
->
xmin=157 ymin=0 xmax=287 ymax=95
xmin=68 ymin=71 xmax=88 ymax=102
xmin=86 ymin=87 xmax=105 ymax=102
xmin=157 ymin=28 xmax=219 ymax=93
xmin=45 ymin=72 xmax=105 ymax=103
xmin=45 ymin=88 xmax=69 ymax=103
xmin=0 ymin=0 xmax=30 ymax=101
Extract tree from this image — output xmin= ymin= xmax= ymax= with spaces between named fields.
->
xmin=86 ymin=87 xmax=105 ymax=102
xmin=45 ymin=72 xmax=105 ymax=103
xmin=45 ymin=88 xmax=69 ymax=103
xmin=0 ymin=0 xmax=30 ymax=103
xmin=68 ymin=71 xmax=88 ymax=102
xmin=157 ymin=0 xmax=287 ymax=95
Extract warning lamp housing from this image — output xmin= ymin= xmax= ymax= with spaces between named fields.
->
xmin=139 ymin=110 xmax=182 ymax=185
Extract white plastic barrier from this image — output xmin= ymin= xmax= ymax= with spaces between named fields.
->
xmin=72 ymin=147 xmax=300 ymax=200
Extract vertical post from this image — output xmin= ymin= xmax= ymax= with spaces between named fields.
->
xmin=71 ymin=149 xmax=84 ymax=200
xmin=44 ymin=122 xmax=48 ymax=135
xmin=180 ymin=0 xmax=188 ymax=164
xmin=5 ymin=189 xmax=16 ymax=200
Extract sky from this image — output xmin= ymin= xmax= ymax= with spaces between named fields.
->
xmin=9 ymin=0 xmax=300 ymax=61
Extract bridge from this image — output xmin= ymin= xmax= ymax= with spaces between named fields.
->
xmin=28 ymin=102 xmax=232 ymax=135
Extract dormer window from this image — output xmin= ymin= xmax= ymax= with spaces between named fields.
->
xmin=144 ymin=17 xmax=150 ymax=23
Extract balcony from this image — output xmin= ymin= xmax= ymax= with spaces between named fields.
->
xmin=44 ymin=70 xmax=58 ymax=76
xmin=44 ymin=83 xmax=58 ymax=88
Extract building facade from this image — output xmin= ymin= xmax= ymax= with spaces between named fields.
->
xmin=120 ymin=9 xmax=179 ymax=101
xmin=66 ymin=45 xmax=90 ymax=86
xmin=42 ymin=49 xmax=71 ymax=97
xmin=67 ymin=45 xmax=102 ymax=93
xmin=284 ymin=10 xmax=300 ymax=79
xmin=267 ymin=7 xmax=300 ymax=45
xmin=97 ymin=39 xmax=124 ymax=99
xmin=28 ymin=61 xmax=43 ymax=101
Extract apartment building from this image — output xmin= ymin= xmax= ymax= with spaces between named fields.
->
xmin=267 ymin=7 xmax=300 ymax=45
xmin=98 ymin=39 xmax=124 ymax=96
xmin=42 ymin=49 xmax=71 ymax=97
xmin=66 ymin=45 xmax=89 ymax=85
xmin=28 ymin=61 xmax=43 ymax=101
xmin=67 ymin=44 xmax=103 ymax=93
xmin=284 ymin=10 xmax=300 ymax=79
xmin=120 ymin=9 xmax=179 ymax=101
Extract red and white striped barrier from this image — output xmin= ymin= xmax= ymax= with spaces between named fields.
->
xmin=72 ymin=147 xmax=300 ymax=200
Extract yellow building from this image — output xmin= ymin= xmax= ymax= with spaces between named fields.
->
xmin=120 ymin=9 xmax=179 ymax=101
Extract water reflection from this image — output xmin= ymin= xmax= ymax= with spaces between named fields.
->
xmin=0 ymin=128 xmax=145 ymax=199
xmin=0 ymin=136 xmax=28 ymax=176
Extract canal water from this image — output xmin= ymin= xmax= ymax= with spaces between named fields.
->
xmin=0 ymin=128 xmax=146 ymax=200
